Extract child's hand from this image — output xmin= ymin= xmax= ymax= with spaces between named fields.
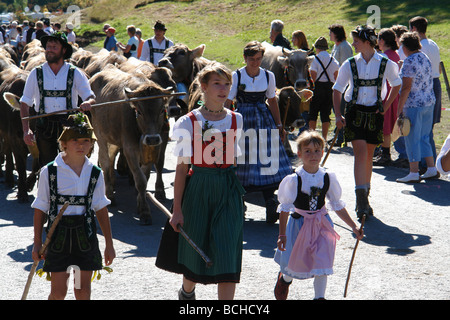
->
xmin=353 ymin=227 xmax=364 ymax=240
xmin=170 ymin=210 xmax=184 ymax=232
xmin=277 ymin=235 xmax=287 ymax=251
xmin=104 ymin=245 xmax=116 ymax=266
xmin=32 ymin=244 xmax=44 ymax=262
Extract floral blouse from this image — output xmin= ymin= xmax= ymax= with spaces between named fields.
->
xmin=399 ymin=51 xmax=436 ymax=109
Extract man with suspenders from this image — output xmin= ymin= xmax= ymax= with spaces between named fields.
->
xmin=140 ymin=20 xmax=174 ymax=65
xmin=308 ymin=37 xmax=339 ymax=141
xmin=19 ymin=32 xmax=96 ymax=168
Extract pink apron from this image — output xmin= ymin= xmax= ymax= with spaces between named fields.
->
xmin=286 ymin=206 xmax=340 ymax=277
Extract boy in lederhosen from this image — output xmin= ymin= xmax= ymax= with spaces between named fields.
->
xmin=332 ymin=25 xmax=401 ymax=221
xmin=32 ymin=113 xmax=115 ymax=300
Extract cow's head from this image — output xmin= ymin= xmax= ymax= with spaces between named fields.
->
xmin=277 ymin=48 xmax=314 ymax=91
xmin=158 ymin=44 xmax=205 ymax=83
xmin=124 ymin=83 xmax=173 ymax=145
xmin=148 ymin=67 xmax=181 ymax=118
xmin=278 ymin=87 xmax=313 ymax=130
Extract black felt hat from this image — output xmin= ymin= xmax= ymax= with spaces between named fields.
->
xmin=40 ymin=31 xmax=73 ymax=59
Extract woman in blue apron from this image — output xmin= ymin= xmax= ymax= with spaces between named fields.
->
xmin=226 ymin=41 xmax=292 ymax=223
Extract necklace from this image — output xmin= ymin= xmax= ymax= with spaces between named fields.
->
xmin=203 ymin=105 xmax=224 ymax=113
xmin=198 ymin=100 xmax=224 ymax=113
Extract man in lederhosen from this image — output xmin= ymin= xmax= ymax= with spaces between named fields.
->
xmin=140 ymin=20 xmax=174 ymax=66
xmin=332 ymin=25 xmax=401 ymax=221
xmin=20 ymin=32 xmax=95 ymax=168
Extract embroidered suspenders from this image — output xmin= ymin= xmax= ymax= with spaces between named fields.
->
xmin=36 ymin=64 xmax=76 ymax=117
xmin=46 ymin=162 xmax=101 ymax=239
xmin=148 ymin=39 xmax=170 ymax=64
xmin=347 ymin=56 xmax=388 ymax=113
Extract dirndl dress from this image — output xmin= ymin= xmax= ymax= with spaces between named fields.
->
xmin=274 ymin=167 xmax=342 ymax=279
xmin=156 ymin=111 xmax=245 ymax=284
xmin=234 ymin=69 xmax=292 ymax=189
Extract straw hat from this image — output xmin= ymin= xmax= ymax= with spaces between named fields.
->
xmin=392 ymin=115 xmax=411 ymax=142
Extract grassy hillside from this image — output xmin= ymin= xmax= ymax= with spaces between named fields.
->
xmin=77 ymin=0 xmax=450 ymax=146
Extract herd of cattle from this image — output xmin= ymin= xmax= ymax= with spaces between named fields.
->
xmin=0 ymin=39 xmax=313 ymax=224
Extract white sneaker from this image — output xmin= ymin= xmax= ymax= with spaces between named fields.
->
xmin=396 ymin=172 xmax=420 ymax=183
xmin=420 ymin=167 xmax=439 ymax=180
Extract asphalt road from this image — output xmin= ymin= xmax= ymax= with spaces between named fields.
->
xmin=1 ymin=131 xmax=450 ymax=302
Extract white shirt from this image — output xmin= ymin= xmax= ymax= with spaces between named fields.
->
xmin=310 ymin=51 xmax=339 ymax=82
xmin=228 ymin=67 xmax=277 ymax=100
xmin=437 ymin=134 xmax=450 ymax=176
xmin=32 ymin=153 xmax=111 ymax=215
xmin=67 ymin=31 xmax=76 ymax=44
xmin=333 ymin=52 xmax=402 ymax=106
xmin=140 ymin=37 xmax=174 ymax=65
xmin=277 ymin=166 xmax=346 ymax=213
xmin=126 ymin=36 xmax=140 ymax=58
xmin=171 ymin=108 xmax=243 ymax=163
xmin=20 ymin=62 xmax=95 ymax=114
xmin=420 ymin=38 xmax=440 ymax=78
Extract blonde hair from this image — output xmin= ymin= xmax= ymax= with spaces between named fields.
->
xmin=296 ymin=130 xmax=325 ymax=152
xmin=197 ymin=62 xmax=232 ymax=85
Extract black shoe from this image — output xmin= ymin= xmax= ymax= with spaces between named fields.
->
xmin=373 ymin=153 xmax=391 ymax=166
xmin=265 ymin=198 xmax=279 ymax=224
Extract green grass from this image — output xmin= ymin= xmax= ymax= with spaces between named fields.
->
xmin=78 ymin=0 xmax=450 ymax=148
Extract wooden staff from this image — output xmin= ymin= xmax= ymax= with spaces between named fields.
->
xmin=282 ymin=96 xmax=291 ymax=129
xmin=21 ymin=92 xmax=187 ymax=121
xmin=343 ymin=215 xmax=366 ymax=298
xmin=321 ymin=127 xmax=340 ymax=167
xmin=21 ymin=202 xmax=69 ymax=300
xmin=146 ymin=192 xmax=213 ymax=268
xmin=440 ymin=61 xmax=450 ymax=101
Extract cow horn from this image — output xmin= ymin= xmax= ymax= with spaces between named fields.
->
xmin=282 ymin=47 xmax=292 ymax=56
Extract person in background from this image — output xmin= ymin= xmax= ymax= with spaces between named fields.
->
xmin=291 ymin=30 xmax=309 ymax=50
xmin=308 ymin=37 xmax=339 ymax=142
xmin=328 ymin=24 xmax=353 ymax=66
xmin=225 ymin=41 xmax=292 ymax=224
xmin=395 ymin=32 xmax=438 ymax=183
xmin=66 ymin=23 xmax=76 ymax=44
xmin=135 ymin=28 xmax=145 ymax=59
xmin=117 ymin=25 xmax=139 ymax=59
xmin=103 ymin=27 xmax=117 ymax=52
xmin=270 ymin=19 xmax=291 ymax=49
xmin=390 ymin=24 xmax=409 ymax=168
xmin=373 ymin=28 xmax=401 ymax=166
xmin=409 ymin=16 xmax=442 ymax=171
xmin=140 ymin=20 xmax=174 ymax=65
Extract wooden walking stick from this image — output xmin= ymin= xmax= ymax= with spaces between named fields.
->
xmin=343 ymin=215 xmax=366 ymax=298
xmin=21 ymin=202 xmax=70 ymax=300
xmin=321 ymin=127 xmax=340 ymax=167
xmin=17 ymin=92 xmax=187 ymax=121
xmin=146 ymin=192 xmax=213 ymax=268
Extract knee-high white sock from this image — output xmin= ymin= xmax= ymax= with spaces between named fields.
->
xmin=313 ymin=275 xmax=327 ymax=299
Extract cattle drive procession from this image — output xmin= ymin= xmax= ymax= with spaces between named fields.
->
xmin=1 ymin=0 xmax=450 ymax=309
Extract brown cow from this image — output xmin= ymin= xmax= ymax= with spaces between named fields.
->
xmin=0 ymin=62 xmax=39 ymax=202
xmin=83 ymin=49 xmax=127 ymax=77
xmin=89 ymin=66 xmax=176 ymax=225
xmin=158 ymin=44 xmax=211 ymax=113
xmin=260 ymin=41 xmax=314 ymax=91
